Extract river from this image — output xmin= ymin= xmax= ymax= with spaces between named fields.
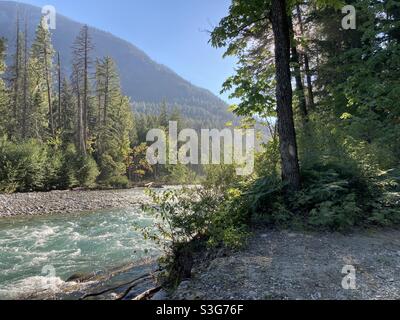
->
xmin=0 ymin=203 xmax=160 ymax=299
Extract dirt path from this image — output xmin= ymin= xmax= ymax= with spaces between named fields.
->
xmin=172 ymin=229 xmax=400 ymax=300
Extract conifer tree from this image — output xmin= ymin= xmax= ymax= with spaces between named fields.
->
xmin=72 ymin=25 xmax=93 ymax=155
xmin=30 ymin=17 xmax=55 ymax=138
xmin=0 ymin=37 xmax=10 ymax=136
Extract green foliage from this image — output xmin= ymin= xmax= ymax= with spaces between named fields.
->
xmin=103 ymin=176 xmax=130 ymax=189
xmin=139 ymin=183 xmax=251 ymax=285
xmin=0 ymin=38 xmax=9 ymax=136
xmin=128 ymin=143 xmax=153 ymax=181
xmin=43 ymin=149 xmax=63 ymax=190
xmin=97 ymin=153 xmax=125 ymax=182
xmin=243 ymin=160 xmax=400 ymax=230
xmin=0 ymin=21 xmax=140 ymax=192
xmin=293 ymin=164 xmax=369 ymax=230
xmin=76 ymin=156 xmax=100 ymax=188
xmin=0 ymin=137 xmax=102 ymax=193
xmin=58 ymin=143 xmax=80 ymax=189
xmin=0 ymin=137 xmax=48 ymax=193
xmin=202 ymin=164 xmax=239 ymax=191
xmin=165 ymin=164 xmax=197 ymax=185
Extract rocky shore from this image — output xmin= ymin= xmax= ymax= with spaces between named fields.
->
xmin=0 ymin=188 xmax=154 ymax=218
xmin=172 ymin=229 xmax=400 ymax=300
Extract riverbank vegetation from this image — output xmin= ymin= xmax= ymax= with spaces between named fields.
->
xmin=208 ymin=0 xmax=400 ymax=230
xmin=138 ymin=0 xmax=400 ymax=288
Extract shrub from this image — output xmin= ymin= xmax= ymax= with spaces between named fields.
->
xmin=43 ymin=150 xmax=63 ymax=190
xmin=98 ymin=153 xmax=126 ymax=182
xmin=0 ymin=138 xmax=48 ymax=193
xmin=139 ymin=186 xmax=250 ymax=287
xmin=57 ymin=144 xmax=80 ymax=189
xmin=76 ymin=156 xmax=100 ymax=188
xmin=367 ymin=168 xmax=400 ymax=226
xmin=165 ymin=164 xmax=197 ymax=185
xmin=104 ymin=175 xmax=130 ymax=189
xmin=247 ymin=161 xmax=400 ymax=231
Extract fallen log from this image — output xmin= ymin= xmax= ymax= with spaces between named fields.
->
xmin=132 ymin=287 xmax=162 ymax=301
xmin=80 ymin=273 xmax=153 ymax=300
xmin=116 ymin=275 xmax=153 ymax=300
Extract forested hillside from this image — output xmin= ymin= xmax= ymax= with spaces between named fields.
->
xmin=0 ymin=16 xmax=206 ymax=192
xmin=0 ymin=1 xmax=234 ymax=128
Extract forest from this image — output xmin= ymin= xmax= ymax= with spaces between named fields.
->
xmin=0 ymin=17 xmax=204 ymax=193
xmin=202 ymin=0 xmax=400 ymax=232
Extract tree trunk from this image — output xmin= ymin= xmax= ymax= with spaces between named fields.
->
xmin=270 ymin=0 xmax=301 ymax=192
xmin=289 ymin=16 xmax=308 ymax=124
xmin=57 ymin=52 xmax=62 ymax=129
xmin=44 ymin=44 xmax=53 ymax=136
xmin=296 ymin=4 xmax=315 ymax=109
xmin=13 ymin=16 xmax=20 ymax=138
xmin=103 ymin=61 xmax=109 ymax=126
xmin=74 ymin=68 xmax=86 ymax=155
xmin=83 ymin=30 xmax=88 ymax=145
xmin=22 ymin=22 xmax=28 ymax=139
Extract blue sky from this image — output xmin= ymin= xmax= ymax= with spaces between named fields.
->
xmin=17 ymin=0 xmax=237 ymax=103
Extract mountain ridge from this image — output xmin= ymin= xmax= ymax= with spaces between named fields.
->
xmin=0 ymin=0 xmax=234 ymax=127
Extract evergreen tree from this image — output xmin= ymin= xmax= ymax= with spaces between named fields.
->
xmin=0 ymin=38 xmax=10 ymax=136
xmin=9 ymin=15 xmax=23 ymax=139
xmin=30 ymin=18 xmax=55 ymax=137
xmin=59 ymin=77 xmax=75 ymax=144
xmin=72 ymin=25 xmax=93 ymax=155
xmin=95 ymin=56 xmax=120 ymax=126
xmin=158 ymin=101 xmax=169 ymax=128
xmin=94 ymin=56 xmax=134 ymax=182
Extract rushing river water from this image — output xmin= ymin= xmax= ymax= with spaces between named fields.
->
xmin=0 ymin=205 xmax=160 ymax=299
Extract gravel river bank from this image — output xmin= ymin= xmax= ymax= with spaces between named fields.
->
xmin=0 ymin=188 xmax=154 ymax=218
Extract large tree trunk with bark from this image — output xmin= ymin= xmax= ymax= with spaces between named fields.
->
xmin=270 ymin=0 xmax=301 ymax=192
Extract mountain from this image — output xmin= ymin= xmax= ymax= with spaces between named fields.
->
xmin=0 ymin=1 xmax=235 ymax=128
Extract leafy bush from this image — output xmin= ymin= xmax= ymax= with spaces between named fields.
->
xmin=0 ymin=138 xmax=48 ymax=193
xmin=139 ymin=185 xmax=250 ymax=286
xmin=203 ymin=164 xmax=239 ymax=192
xmin=292 ymin=164 xmax=369 ymax=230
xmin=367 ymin=169 xmax=400 ymax=226
xmin=57 ymin=144 xmax=80 ymax=189
xmin=104 ymin=175 xmax=130 ymax=189
xmin=98 ymin=153 xmax=126 ymax=183
xmin=246 ymin=162 xmax=400 ymax=231
xmin=76 ymin=156 xmax=100 ymax=188
xmin=57 ymin=144 xmax=100 ymax=190
xmin=43 ymin=150 xmax=63 ymax=190
xmin=165 ymin=164 xmax=197 ymax=185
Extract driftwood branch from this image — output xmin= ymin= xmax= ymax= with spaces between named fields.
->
xmin=80 ymin=273 xmax=152 ymax=300
xmin=116 ymin=275 xmax=153 ymax=300
xmin=132 ymin=286 xmax=162 ymax=301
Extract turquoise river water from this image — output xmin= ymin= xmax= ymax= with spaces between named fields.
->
xmin=0 ymin=205 xmax=160 ymax=299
